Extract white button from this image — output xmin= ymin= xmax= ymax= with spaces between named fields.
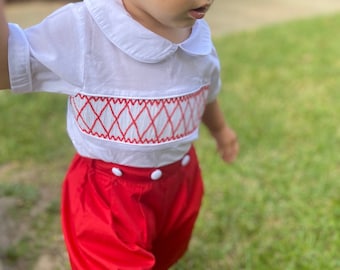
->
xmin=112 ymin=167 xmax=123 ymax=177
xmin=181 ymin=155 xmax=190 ymax=166
xmin=151 ymin=169 xmax=162 ymax=180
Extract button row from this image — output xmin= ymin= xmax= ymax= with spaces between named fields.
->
xmin=111 ymin=154 xmax=191 ymax=181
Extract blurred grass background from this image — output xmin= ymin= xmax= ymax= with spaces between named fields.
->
xmin=175 ymin=14 xmax=340 ymax=270
xmin=1 ymin=5 xmax=340 ymax=270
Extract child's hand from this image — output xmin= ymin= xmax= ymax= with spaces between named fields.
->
xmin=201 ymin=100 xmax=239 ymax=163
xmin=212 ymin=126 xmax=239 ymax=163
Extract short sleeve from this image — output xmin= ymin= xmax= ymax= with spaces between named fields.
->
xmin=8 ymin=23 xmax=32 ymax=92
xmin=206 ymin=46 xmax=222 ymax=103
xmin=8 ymin=3 xmax=85 ymax=95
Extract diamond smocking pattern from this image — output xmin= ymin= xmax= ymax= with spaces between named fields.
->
xmin=70 ymin=85 xmax=209 ymax=145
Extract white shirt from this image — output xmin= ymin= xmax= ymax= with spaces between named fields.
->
xmin=7 ymin=0 xmax=221 ymax=167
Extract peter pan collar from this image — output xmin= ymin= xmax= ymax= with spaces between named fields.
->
xmin=84 ymin=0 xmax=213 ymax=63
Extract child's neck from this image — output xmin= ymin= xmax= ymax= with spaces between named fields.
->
xmin=123 ymin=2 xmax=192 ymax=44
xmin=136 ymin=17 xmax=192 ymax=44
xmin=153 ymin=26 xmax=192 ymax=44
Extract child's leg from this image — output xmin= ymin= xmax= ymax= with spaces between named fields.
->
xmin=61 ymin=154 xmax=155 ymax=269
xmin=152 ymin=150 xmax=203 ymax=269
xmin=61 ymin=147 xmax=203 ymax=270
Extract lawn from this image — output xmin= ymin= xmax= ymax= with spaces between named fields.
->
xmin=1 ymin=12 xmax=340 ymax=270
xmin=175 ymin=14 xmax=340 ymax=270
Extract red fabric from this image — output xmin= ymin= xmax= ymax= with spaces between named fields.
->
xmin=61 ymin=147 xmax=203 ymax=269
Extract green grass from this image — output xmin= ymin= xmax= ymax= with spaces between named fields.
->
xmin=0 ymin=92 xmax=73 ymax=163
xmin=1 ymin=13 xmax=340 ymax=270
xmin=174 ymin=14 xmax=340 ymax=270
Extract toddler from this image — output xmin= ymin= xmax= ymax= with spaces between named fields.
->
xmin=0 ymin=0 xmax=239 ymax=269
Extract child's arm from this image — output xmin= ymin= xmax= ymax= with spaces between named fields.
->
xmin=202 ymin=99 xmax=239 ymax=163
xmin=0 ymin=0 xmax=10 ymax=90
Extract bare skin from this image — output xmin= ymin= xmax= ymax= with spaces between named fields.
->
xmin=0 ymin=0 xmax=9 ymax=89
xmin=202 ymin=100 xmax=239 ymax=163
xmin=123 ymin=0 xmax=213 ymax=43
xmin=0 ymin=0 xmax=239 ymax=163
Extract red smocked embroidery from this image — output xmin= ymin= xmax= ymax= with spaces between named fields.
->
xmin=70 ymin=86 xmax=209 ymax=144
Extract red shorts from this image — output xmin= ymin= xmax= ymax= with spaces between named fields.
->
xmin=61 ymin=147 xmax=204 ymax=270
